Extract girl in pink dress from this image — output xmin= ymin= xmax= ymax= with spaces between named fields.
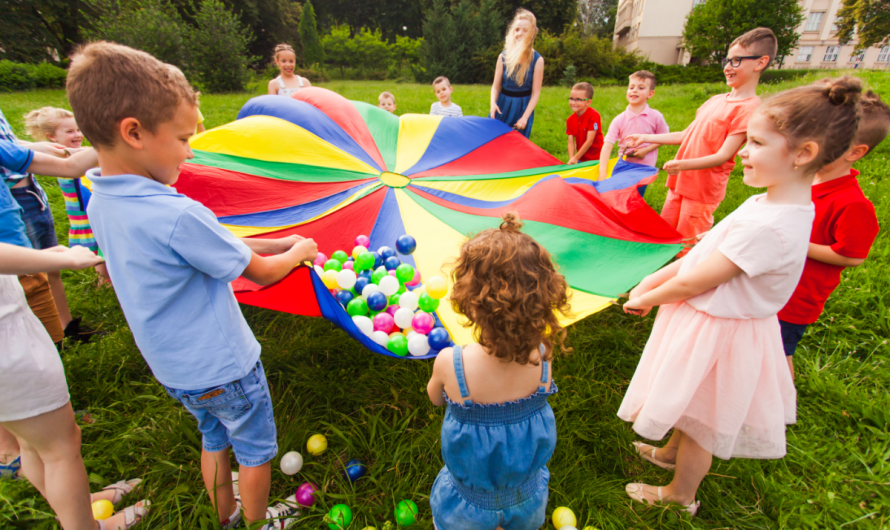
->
xmin=619 ymin=77 xmax=864 ymax=515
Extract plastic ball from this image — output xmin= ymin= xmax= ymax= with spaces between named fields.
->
xmin=398 ymin=291 xmax=419 ymax=311
xmin=373 ymin=312 xmax=395 ymax=332
xmin=388 ymin=293 xmax=401 ymax=306
xmin=331 ymin=250 xmax=349 ymax=264
xmin=371 ymin=268 xmax=388 ymax=285
xmin=362 ymin=283 xmax=382 ymax=299
xmin=324 ymin=259 xmax=343 ymax=272
xmin=385 ymin=305 xmax=400 ymax=317
xmin=395 ymin=234 xmax=417 ymax=255
xmin=552 ymin=507 xmax=576 ymax=529
xmin=394 ymin=499 xmax=419 ymax=526
xmin=411 ymin=312 xmax=435 ymax=334
xmin=417 ymin=292 xmax=440 ymax=312
xmin=426 ymin=276 xmax=448 ymax=299
xmin=428 ymin=327 xmax=451 ymax=350
xmin=379 ymin=275 xmax=400 ymax=297
xmin=378 ymin=246 xmax=396 ymax=260
xmin=371 ymin=251 xmax=383 ymax=268
xmin=351 ymin=245 xmax=368 ymax=260
xmin=408 ymin=334 xmax=431 ymax=356
xmin=387 ymin=334 xmax=409 ymax=356
xmin=370 ymin=330 xmax=389 ymax=346
xmin=354 ymin=234 xmax=370 ymax=248
xmin=314 ymin=264 xmax=325 ymax=277
xmin=342 ymin=261 xmax=354 ymax=271
xmin=397 ymin=283 xmax=407 ymax=295
xmin=307 ymin=434 xmax=327 ymax=455
xmin=336 ymin=269 xmax=357 ymax=290
xmin=389 ymin=270 xmax=397 ymax=277
xmin=344 ymin=458 xmax=366 ymax=482
xmin=561 ymin=527 xmax=579 ymax=530
xmin=313 ymin=253 xmax=327 ymax=267
xmin=92 ymin=500 xmax=114 ymax=520
xmin=384 ymin=256 xmax=401 ymax=271
xmin=405 ymin=330 xmax=417 ymax=340
xmin=355 ymin=252 xmax=376 ymax=271
xmin=327 ymin=504 xmax=353 ymax=530
xmin=280 ymin=451 xmax=303 ymax=475
xmin=322 ymin=269 xmax=340 ymax=289
xmin=366 ymin=291 xmax=388 ymax=312
xmin=395 ymin=263 xmax=415 ymax=284
xmin=393 ymin=307 xmax=415 ymax=329
xmin=406 ymin=269 xmax=421 ymax=287
xmin=354 ymin=277 xmax=371 ymax=295
xmin=346 ymin=298 xmax=369 ymax=317
xmin=352 ymin=316 xmax=373 ymax=336
xmin=295 ymin=482 xmax=318 ymax=507
xmin=335 ymin=290 xmax=354 ymax=307
xmin=582 ymin=527 xmax=599 ymax=530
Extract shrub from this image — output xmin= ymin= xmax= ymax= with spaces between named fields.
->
xmin=188 ymin=0 xmax=255 ymax=93
xmin=0 ymin=61 xmax=34 ymax=91
xmin=562 ymin=63 xmax=578 ymax=87
xmin=30 ymin=62 xmax=68 ymax=88
xmin=300 ymin=0 xmax=324 ymax=67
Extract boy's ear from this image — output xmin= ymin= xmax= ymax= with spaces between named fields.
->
xmin=119 ymin=117 xmax=145 ymax=150
xmin=754 ymin=55 xmax=770 ymax=73
xmin=846 ymin=143 xmax=870 ymax=163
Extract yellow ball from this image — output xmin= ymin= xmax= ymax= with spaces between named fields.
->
xmin=322 ymin=269 xmax=339 ymax=289
xmin=425 ymin=276 xmax=448 ymax=299
xmin=552 ymin=507 xmax=576 ymax=529
xmin=361 ymin=527 xmax=377 ymax=530
xmin=582 ymin=527 xmax=599 ymax=530
xmin=352 ymin=246 xmax=368 ymax=259
xmin=307 ymin=434 xmax=328 ymax=455
xmin=92 ymin=500 xmax=114 ymax=520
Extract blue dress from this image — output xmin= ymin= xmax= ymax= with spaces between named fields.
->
xmin=430 ymin=344 xmax=557 ymax=530
xmin=495 ymin=51 xmax=542 ymax=139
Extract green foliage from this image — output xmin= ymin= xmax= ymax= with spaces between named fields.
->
xmin=494 ymin=0 xmax=579 ymax=34
xmin=421 ymin=0 xmax=460 ymax=83
xmin=300 ymin=0 xmax=325 ymax=67
xmin=536 ymin=29 xmax=639 ymax=85
xmin=681 ymin=0 xmax=805 ymax=64
xmin=577 ymin=0 xmax=619 ymax=39
xmin=0 ymin=61 xmax=68 ymax=92
xmin=562 ymin=63 xmax=578 ymax=87
xmin=0 ymin=0 xmax=92 ymax=62
xmin=219 ymin=0 xmax=302 ymax=63
xmin=189 ymin=0 xmax=255 ymax=92
xmin=837 ymin=0 xmax=890 ymax=51
xmin=314 ymin=0 xmax=426 ymax=41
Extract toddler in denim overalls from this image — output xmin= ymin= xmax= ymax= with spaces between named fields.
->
xmin=426 ymin=212 xmax=568 ymax=529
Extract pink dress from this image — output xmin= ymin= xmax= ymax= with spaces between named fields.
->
xmin=618 ymin=195 xmax=814 ymax=459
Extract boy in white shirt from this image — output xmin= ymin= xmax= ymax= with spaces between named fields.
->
xmin=430 ymin=77 xmax=463 ymax=117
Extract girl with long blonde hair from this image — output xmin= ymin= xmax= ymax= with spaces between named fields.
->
xmin=489 ymin=9 xmax=545 ymax=138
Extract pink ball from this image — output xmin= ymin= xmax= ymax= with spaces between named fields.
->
xmin=343 ymin=261 xmax=354 ymax=270
xmin=386 ymin=305 xmax=399 ymax=317
xmin=373 ymin=312 xmax=395 ymax=332
xmin=388 ymin=270 xmax=397 ymax=277
xmin=314 ymin=253 xmax=327 ymax=267
xmin=295 ymin=482 xmax=318 ymax=507
xmin=412 ymin=311 xmax=434 ymax=334
xmin=406 ymin=269 xmax=421 ymax=287
xmin=355 ymin=235 xmax=370 ymax=248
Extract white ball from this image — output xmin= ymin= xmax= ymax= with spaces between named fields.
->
xmin=379 ymin=275 xmax=400 ymax=296
xmin=336 ymin=269 xmax=357 ymax=290
xmin=370 ymin=330 xmax=390 ymax=346
xmin=408 ymin=333 xmax=431 ymax=356
xmin=279 ymin=451 xmax=303 ymax=475
xmin=405 ymin=330 xmax=417 ymax=340
xmin=398 ymin=291 xmax=419 ymax=311
xmin=361 ymin=283 xmax=382 ymax=299
xmin=393 ymin=307 xmax=415 ymax=329
xmin=314 ymin=265 xmax=325 ymax=277
xmin=559 ymin=527 xmax=578 ymax=530
xmin=352 ymin=316 xmax=374 ymax=336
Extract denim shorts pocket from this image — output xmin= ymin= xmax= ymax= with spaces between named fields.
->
xmin=181 ymin=382 xmax=252 ymax=422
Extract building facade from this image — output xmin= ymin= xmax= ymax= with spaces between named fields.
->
xmin=613 ymin=0 xmax=890 ymax=69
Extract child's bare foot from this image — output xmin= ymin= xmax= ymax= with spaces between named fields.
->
xmin=91 ymin=478 xmax=141 ymax=504
xmin=97 ymin=500 xmax=149 ymax=529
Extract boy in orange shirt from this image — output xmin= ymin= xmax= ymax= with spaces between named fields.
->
xmin=626 ymin=27 xmax=775 ymax=254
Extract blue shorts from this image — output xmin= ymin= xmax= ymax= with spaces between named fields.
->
xmin=163 ymin=360 xmax=278 ymax=467
xmin=11 ymin=180 xmax=57 ymax=250
xmin=779 ymin=320 xmax=809 ymax=357
xmin=431 ymin=467 xmax=549 ymax=530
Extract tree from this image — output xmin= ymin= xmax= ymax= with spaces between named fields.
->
xmin=188 ymin=0 xmax=254 ymax=92
xmin=322 ymin=25 xmax=356 ymax=77
xmin=478 ymin=0 xmax=507 ymax=49
xmin=493 ymin=0 xmax=578 ymax=34
xmin=218 ymin=0 xmax=302 ymax=62
xmin=576 ymin=0 xmax=618 ymax=39
xmin=300 ymin=0 xmax=324 ymax=67
xmin=0 ymin=0 xmax=94 ymax=62
xmin=451 ymin=0 xmax=482 ymax=83
xmin=682 ymin=0 xmax=805 ymax=64
xmin=313 ymin=0 xmax=426 ymax=41
xmin=836 ymin=0 xmax=890 ymax=51
xmin=421 ymin=0 xmax=459 ymax=82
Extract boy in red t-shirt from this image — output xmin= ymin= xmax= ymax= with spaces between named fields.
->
xmin=778 ymin=90 xmax=890 ymax=378
xmin=566 ymin=82 xmax=603 ymax=165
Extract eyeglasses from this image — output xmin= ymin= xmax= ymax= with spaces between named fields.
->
xmin=721 ymin=55 xmax=766 ymax=68
xmin=568 ymin=98 xmax=590 ymax=103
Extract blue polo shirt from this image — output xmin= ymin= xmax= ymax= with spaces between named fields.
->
xmin=86 ymin=170 xmax=259 ymax=390
xmin=0 ymin=140 xmax=33 ymax=248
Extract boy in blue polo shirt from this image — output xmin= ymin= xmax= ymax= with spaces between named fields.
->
xmin=67 ymin=43 xmax=317 ymax=529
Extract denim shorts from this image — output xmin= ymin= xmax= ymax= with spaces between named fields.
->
xmin=779 ymin=320 xmax=809 ymax=357
xmin=163 ymin=360 xmax=278 ymax=467
xmin=11 ymin=180 xmax=57 ymax=250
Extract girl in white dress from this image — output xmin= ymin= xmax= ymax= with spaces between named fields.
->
xmin=266 ymin=44 xmax=311 ymax=97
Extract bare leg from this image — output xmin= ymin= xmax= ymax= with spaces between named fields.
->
xmin=238 ymin=462 xmax=271 ymax=526
xmin=666 ymin=430 xmax=712 ymax=505
xmin=201 ymin=448 xmax=237 ymax=523
xmin=787 ymin=356 xmax=795 ymax=380
xmin=47 ymin=270 xmax=72 ymax=329
xmin=654 ymin=429 xmax=681 ymax=465
xmin=0 ymin=425 xmax=21 ymax=463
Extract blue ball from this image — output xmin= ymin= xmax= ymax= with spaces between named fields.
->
xmin=371 ymin=251 xmax=384 ymax=268
xmin=366 ymin=291 xmax=388 ymax=311
xmin=428 ymin=327 xmax=452 ymax=350
xmin=355 ymin=277 xmax=371 ymax=294
xmin=358 ymin=269 xmax=373 ymax=280
xmin=344 ymin=459 xmax=366 ymax=482
xmin=378 ymin=246 xmax=397 ymax=260
xmin=396 ymin=235 xmax=417 ymax=255
xmin=335 ymin=290 xmax=354 ymax=307
xmin=384 ymin=256 xmax=401 ymax=271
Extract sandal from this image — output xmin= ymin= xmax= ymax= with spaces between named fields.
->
xmin=632 ymin=441 xmax=676 ymax=470
xmin=100 ymin=478 xmax=142 ymax=504
xmin=96 ymin=500 xmax=150 ymax=529
xmin=626 ymin=483 xmax=699 ymax=516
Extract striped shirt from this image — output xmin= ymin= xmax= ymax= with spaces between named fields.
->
xmin=430 ymin=102 xmax=463 ymax=117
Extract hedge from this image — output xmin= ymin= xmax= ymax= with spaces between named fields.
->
xmin=0 ymin=61 xmax=68 ymax=91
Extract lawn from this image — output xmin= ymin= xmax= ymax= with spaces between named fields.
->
xmin=1 ymin=72 xmax=890 ymax=529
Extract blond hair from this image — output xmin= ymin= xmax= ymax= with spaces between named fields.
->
xmin=378 ymin=91 xmax=395 ymax=103
xmin=730 ymin=27 xmax=778 ymax=64
xmin=504 ymin=9 xmax=538 ymax=86
xmin=67 ymin=41 xmax=197 ymax=148
xmin=24 ymin=107 xmax=74 ymax=142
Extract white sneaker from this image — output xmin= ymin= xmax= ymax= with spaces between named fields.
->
xmin=260 ymin=495 xmax=300 ymax=529
xmin=231 ymin=471 xmax=239 ymax=497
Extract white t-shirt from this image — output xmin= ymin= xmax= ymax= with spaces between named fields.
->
xmin=681 ymin=194 xmax=815 ymax=319
xmin=430 ymin=101 xmax=463 ymax=117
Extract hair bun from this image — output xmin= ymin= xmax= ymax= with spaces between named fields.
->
xmin=500 ymin=211 xmax=523 ymax=232
xmin=823 ymin=76 xmax=862 ymax=106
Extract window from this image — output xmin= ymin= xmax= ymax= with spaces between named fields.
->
xmin=878 ymin=46 xmax=890 ymax=62
xmin=850 ymin=51 xmax=865 ymax=62
xmin=797 ymin=46 xmax=814 ymax=62
xmin=823 ymin=46 xmax=840 ymax=62
xmin=831 ymin=16 xmax=841 ymax=32
xmin=805 ymin=12 xmax=824 ymax=32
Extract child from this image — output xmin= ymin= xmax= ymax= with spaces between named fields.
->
xmin=598 ymin=71 xmax=669 ymax=179
xmin=378 ymin=91 xmax=396 ymax=113
xmin=67 ymin=42 xmax=318 ymax=530
xmin=625 ymin=27 xmax=776 ymax=255
xmin=267 ymin=43 xmax=311 ymax=97
xmin=777 ymin=89 xmax=889 ymax=377
xmin=430 ymin=77 xmax=463 ymax=117
xmin=566 ymin=81 xmax=604 ymax=165
xmin=489 ymin=8 xmax=544 ymax=138
xmin=619 ymin=77 xmax=863 ymax=514
xmin=426 ymin=212 xmax=570 ymax=529
xmin=25 ymin=107 xmax=110 ymax=284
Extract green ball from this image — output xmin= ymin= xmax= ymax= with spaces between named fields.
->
xmin=395 ymin=263 xmax=415 ymax=283
xmin=346 ymin=298 xmax=369 ymax=317
xmin=388 ymin=293 xmax=401 ymax=306
xmin=331 ymin=250 xmax=349 ymax=264
xmin=394 ymin=499 xmax=418 ymax=526
xmin=417 ymin=292 xmax=439 ymax=312
xmin=324 ymin=259 xmax=343 ymax=272
xmin=397 ymin=283 xmax=407 ymax=295
xmin=327 ymin=503 xmax=353 ymax=530
xmin=355 ymin=252 xmax=375 ymax=271
xmin=371 ymin=268 xmax=387 ymax=285
xmin=387 ymin=334 xmax=408 ymax=356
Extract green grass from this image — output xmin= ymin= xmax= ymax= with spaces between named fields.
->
xmin=2 ymin=71 xmax=890 ymax=529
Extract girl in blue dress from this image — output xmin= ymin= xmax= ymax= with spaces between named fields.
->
xmin=489 ymin=9 xmax=545 ymax=139
xmin=426 ymin=212 xmax=570 ymax=530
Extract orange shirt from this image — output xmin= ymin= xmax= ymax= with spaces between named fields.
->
xmin=667 ymin=94 xmax=759 ymax=204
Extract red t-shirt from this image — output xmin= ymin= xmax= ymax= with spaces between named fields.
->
xmin=778 ymin=170 xmax=879 ymax=325
xmin=566 ymin=107 xmax=603 ymax=162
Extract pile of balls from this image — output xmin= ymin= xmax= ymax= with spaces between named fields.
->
xmin=313 ymin=234 xmax=453 ymax=357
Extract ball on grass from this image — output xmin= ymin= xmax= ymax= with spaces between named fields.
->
xmin=295 ymin=482 xmax=318 ymax=507
xmin=327 ymin=504 xmax=353 ymax=530
xmin=394 ymin=499 xmax=419 ymax=526
xmin=552 ymin=507 xmax=576 ymax=529
xmin=344 ymin=459 xmax=366 ymax=482
xmin=92 ymin=500 xmax=114 ymax=520
xmin=307 ymin=434 xmax=327 ymax=455
xmin=280 ymin=451 xmax=303 ymax=475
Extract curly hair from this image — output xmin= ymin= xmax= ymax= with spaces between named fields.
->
xmin=449 ymin=212 xmax=571 ymax=365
